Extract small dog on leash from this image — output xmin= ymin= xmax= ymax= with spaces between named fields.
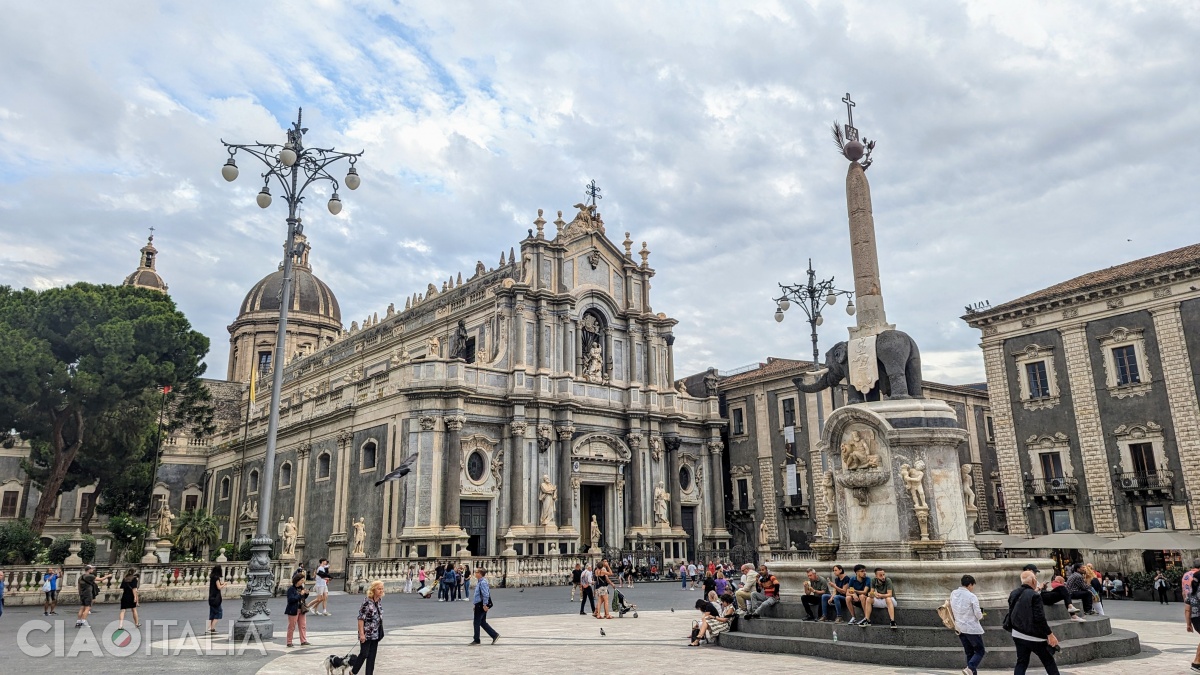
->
xmin=325 ymin=650 xmax=359 ymax=674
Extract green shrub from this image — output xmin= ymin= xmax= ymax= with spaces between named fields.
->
xmin=0 ymin=519 xmax=44 ymax=564
xmin=48 ymin=534 xmax=97 ymax=565
xmin=1126 ymin=571 xmax=1154 ymax=591
xmin=236 ymin=539 xmax=254 ymax=561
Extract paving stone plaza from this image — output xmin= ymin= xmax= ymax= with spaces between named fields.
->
xmin=0 ymin=583 xmax=1187 ymax=673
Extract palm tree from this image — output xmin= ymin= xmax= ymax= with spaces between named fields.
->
xmin=173 ymin=508 xmax=222 ymax=557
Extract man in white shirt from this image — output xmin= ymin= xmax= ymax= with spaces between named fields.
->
xmin=579 ymin=564 xmax=596 ymax=616
xmin=688 ymin=562 xmax=698 ymax=590
xmin=734 ymin=563 xmax=756 ymax=611
xmin=307 ymin=558 xmax=331 ymax=616
xmin=951 ymin=574 xmax=986 ymax=675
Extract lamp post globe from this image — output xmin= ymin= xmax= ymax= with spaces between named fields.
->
xmin=816 ymin=314 xmax=824 ymax=326
xmin=846 ymin=300 xmax=856 ymax=316
xmin=279 ymin=146 xmax=298 ymax=167
xmin=778 ymin=298 xmax=790 ymax=312
xmin=327 ymin=194 xmax=342 ymax=215
xmin=222 ymin=158 xmax=239 ymax=182
xmin=774 ymin=308 xmax=784 ymax=323
xmin=826 ymin=292 xmax=837 ymax=306
xmin=345 ymin=167 xmax=361 ymax=190
xmin=256 ymin=187 xmax=272 ymax=209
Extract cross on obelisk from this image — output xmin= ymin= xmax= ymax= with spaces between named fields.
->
xmin=842 ymin=93 xmax=859 ymax=141
xmin=585 ymin=179 xmax=602 ymax=207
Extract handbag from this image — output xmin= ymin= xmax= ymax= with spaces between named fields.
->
xmin=41 ymin=579 xmax=51 ymax=593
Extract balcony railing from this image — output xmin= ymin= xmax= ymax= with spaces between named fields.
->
xmin=1027 ymin=476 xmax=1078 ymax=501
xmin=1115 ymin=470 xmax=1174 ymax=496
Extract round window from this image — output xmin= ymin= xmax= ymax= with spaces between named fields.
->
xmin=467 ymin=451 xmax=487 ymax=482
xmin=679 ymin=466 xmax=692 ymax=492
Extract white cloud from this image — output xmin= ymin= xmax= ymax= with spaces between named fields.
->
xmin=2 ymin=0 xmax=1198 ymax=386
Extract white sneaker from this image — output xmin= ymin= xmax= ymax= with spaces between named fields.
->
xmin=323 ymin=611 xmax=331 ymax=616
xmin=1071 ymin=615 xmax=1085 ymax=622
xmin=847 ymin=617 xmax=860 ymax=625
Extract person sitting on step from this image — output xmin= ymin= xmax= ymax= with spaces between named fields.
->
xmin=845 ymin=564 xmax=872 ymax=625
xmin=861 ymin=567 xmax=897 ymax=628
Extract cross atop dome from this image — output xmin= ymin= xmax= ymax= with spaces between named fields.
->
xmin=122 ymin=230 xmax=168 ymax=293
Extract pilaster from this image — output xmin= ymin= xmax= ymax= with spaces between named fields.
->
xmin=1058 ymin=325 xmax=1119 ymax=534
xmin=1151 ymin=304 xmax=1200 ymax=528
xmin=981 ymin=342 xmax=1029 ymax=535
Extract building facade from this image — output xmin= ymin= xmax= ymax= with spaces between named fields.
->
xmin=963 ymin=243 xmax=1200 ymax=559
xmin=711 ymin=357 xmax=999 ymax=552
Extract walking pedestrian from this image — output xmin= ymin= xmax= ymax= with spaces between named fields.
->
xmin=1156 ymin=571 xmax=1171 ymax=604
xmin=1184 ymin=571 xmax=1200 ymax=673
xmin=308 ymin=558 xmax=332 ymax=615
xmin=207 ymin=564 xmax=226 ymax=633
xmin=284 ymin=574 xmax=310 ymax=647
xmin=469 ymin=567 xmax=500 ymax=645
xmin=595 ymin=560 xmax=614 ymax=619
xmin=75 ymin=565 xmax=110 ymax=628
xmin=442 ymin=564 xmax=456 ymax=602
xmin=0 ymin=570 xmax=5 ymax=619
xmin=570 ymin=563 xmax=583 ymax=601
xmin=579 ymin=563 xmax=596 ymax=615
xmin=951 ymin=574 xmax=986 ymax=675
xmin=418 ymin=564 xmax=427 ymax=594
xmin=688 ymin=561 xmax=698 ymax=590
xmin=680 ymin=562 xmax=688 ymax=590
xmin=404 ymin=564 xmax=414 ymax=594
xmin=353 ymin=580 xmax=385 ymax=675
xmin=118 ymin=568 xmax=140 ymax=629
xmin=1008 ymin=570 xmax=1060 ymax=675
xmin=41 ymin=566 xmax=60 ymax=616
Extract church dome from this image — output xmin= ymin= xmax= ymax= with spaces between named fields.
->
xmin=239 ymin=264 xmax=341 ymax=322
xmin=122 ymin=234 xmax=168 ymax=293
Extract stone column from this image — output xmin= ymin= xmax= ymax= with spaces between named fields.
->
xmin=708 ymin=441 xmax=726 ymax=530
xmin=981 ymin=342 xmax=1029 ymax=536
xmin=443 ymin=414 xmax=465 ymax=536
xmin=513 ymin=295 xmax=527 ymax=369
xmin=647 ymin=330 xmax=659 ymax=390
xmin=1151 ymin=303 xmax=1200 ymax=528
xmin=665 ymin=334 xmax=676 ymax=387
xmin=627 ymin=434 xmax=645 ymax=528
xmin=295 ymin=443 xmax=311 ymax=560
xmin=1058 ymin=325 xmax=1119 ymax=534
xmin=557 ymin=424 xmax=575 ymax=531
xmin=509 ymin=420 xmax=529 ymax=527
xmin=665 ymin=436 xmax=682 ymax=526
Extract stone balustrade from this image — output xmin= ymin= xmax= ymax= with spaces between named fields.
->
xmin=343 ymin=553 xmax=595 ymax=593
xmin=0 ymin=559 xmax=301 ymax=606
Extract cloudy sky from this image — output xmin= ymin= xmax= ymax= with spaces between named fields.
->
xmin=2 ymin=1 xmax=1197 ymax=384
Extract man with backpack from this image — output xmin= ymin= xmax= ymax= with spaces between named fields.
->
xmin=1007 ymin=570 xmax=1060 ymax=675
xmin=950 ymin=574 xmax=986 ymax=675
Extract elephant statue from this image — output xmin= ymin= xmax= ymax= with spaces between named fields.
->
xmin=793 ymin=329 xmax=923 ymax=403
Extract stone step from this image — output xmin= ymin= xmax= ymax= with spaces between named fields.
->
xmin=738 ymin=615 xmax=1111 ymax=647
xmin=718 ymin=627 xmax=1141 ymax=669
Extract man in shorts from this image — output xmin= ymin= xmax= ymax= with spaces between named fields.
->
xmin=76 ymin=565 xmax=111 ymax=628
xmin=863 ymin=567 xmax=898 ymax=628
xmin=307 ymin=558 xmax=331 ymax=616
xmin=42 ymin=566 xmax=60 ymax=616
xmin=570 ymin=562 xmax=582 ymax=601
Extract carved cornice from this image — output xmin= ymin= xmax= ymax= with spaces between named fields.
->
xmin=231 ymin=461 xmax=244 ymax=476
xmin=296 ymin=443 xmax=312 ymax=459
xmin=419 ymin=416 xmax=437 ymax=431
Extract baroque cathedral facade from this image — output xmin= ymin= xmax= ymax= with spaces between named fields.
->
xmin=199 ymin=202 xmax=728 ymax=573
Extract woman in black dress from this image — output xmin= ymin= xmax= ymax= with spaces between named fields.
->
xmin=207 ymin=565 xmax=227 ymax=633
xmin=119 ymin=568 xmax=140 ymax=628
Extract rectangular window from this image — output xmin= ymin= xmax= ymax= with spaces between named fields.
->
xmin=985 ymin=415 xmax=995 ymax=442
xmin=614 ymin=341 xmax=625 ymax=381
xmin=1050 ymin=509 xmax=1072 ymax=532
xmin=1039 ymin=452 xmax=1064 ymax=480
xmin=737 ymin=479 xmax=750 ymax=511
xmin=0 ymin=490 xmax=18 ymax=518
xmin=257 ymin=351 xmax=272 ymax=375
xmin=1130 ymin=442 xmax=1156 ymax=475
xmin=1113 ymin=345 xmax=1140 ymax=385
xmin=732 ymin=408 xmax=745 ymax=435
xmin=184 ymin=495 xmax=198 ymax=512
xmin=79 ymin=492 xmax=96 ymax=518
xmin=1026 ymin=361 xmax=1050 ymax=399
xmin=781 ymin=398 xmax=796 ymax=428
xmin=1143 ymin=505 xmax=1167 ymax=530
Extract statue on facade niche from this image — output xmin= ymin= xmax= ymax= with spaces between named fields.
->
xmin=961 ymin=464 xmax=977 ymax=510
xmin=451 ymin=320 xmax=469 ymax=360
xmin=539 ymin=475 xmax=558 ymax=526
xmin=352 ymin=517 xmax=367 ymax=555
xmin=281 ymin=516 xmax=298 ymax=557
xmin=590 ymin=514 xmax=601 ymax=549
xmin=823 ymin=471 xmax=836 ymax=514
xmin=584 ymin=344 xmax=604 ymax=383
xmin=426 ymin=335 xmax=441 ymax=358
xmin=703 ymin=368 xmax=719 ymax=397
xmin=675 ymin=381 xmax=690 ymax=398
xmin=900 ymin=461 xmax=928 ymax=509
xmin=759 ymin=518 xmax=770 ymax=546
xmin=653 ymin=481 xmax=670 ymax=525
xmin=840 ymin=430 xmax=880 ymax=471
xmin=155 ymin=501 xmax=175 ymax=540
xmin=241 ymin=498 xmax=259 ymax=521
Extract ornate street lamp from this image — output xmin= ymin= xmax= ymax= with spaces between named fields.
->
xmin=220 ymin=108 xmax=362 ymax=640
xmin=774 ymin=258 xmax=854 ymax=371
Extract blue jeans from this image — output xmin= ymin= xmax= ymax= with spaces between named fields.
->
xmin=958 ymin=633 xmax=986 ymax=673
xmin=473 ymin=603 xmax=498 ymax=642
xmin=681 ymin=575 xmax=688 ymax=589
xmin=820 ymin=593 xmax=846 ymax=620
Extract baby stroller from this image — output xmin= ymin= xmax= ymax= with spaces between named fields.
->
xmin=325 ymin=642 xmax=362 ymax=674
xmin=612 ymin=587 xmax=638 ymax=618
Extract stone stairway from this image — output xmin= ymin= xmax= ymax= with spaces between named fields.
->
xmin=719 ymin=603 xmax=1140 ymax=669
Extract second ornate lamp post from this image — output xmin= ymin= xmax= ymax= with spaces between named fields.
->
xmin=774 ymin=258 xmax=855 ymax=371
xmin=220 ymin=108 xmax=363 ymax=639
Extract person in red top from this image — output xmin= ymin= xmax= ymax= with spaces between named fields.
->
xmin=1183 ymin=559 xmax=1200 ymax=597
xmin=746 ymin=565 xmax=780 ymax=618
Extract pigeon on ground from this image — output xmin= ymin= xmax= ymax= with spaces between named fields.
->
xmin=600 ymin=628 xmax=606 ymax=636
xmin=670 ymin=608 xmax=674 ymax=612
xmin=375 ymin=452 xmax=419 ymax=486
